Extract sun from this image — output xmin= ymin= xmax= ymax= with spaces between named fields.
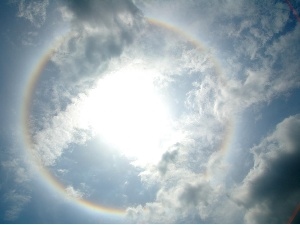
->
xmin=79 ymin=64 xmax=173 ymax=164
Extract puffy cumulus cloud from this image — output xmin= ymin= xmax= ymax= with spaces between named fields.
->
xmin=23 ymin=1 xmax=300 ymax=223
xmin=126 ymin=114 xmax=300 ymax=223
xmin=16 ymin=0 xmax=49 ymax=28
xmin=157 ymin=149 xmax=178 ymax=176
xmin=233 ymin=114 xmax=300 ymax=223
xmin=51 ymin=0 xmax=143 ymax=87
xmin=126 ymin=138 xmax=228 ymax=223
xmin=127 ymin=169 xmax=223 ymax=223
xmin=65 ymin=185 xmax=84 ymax=199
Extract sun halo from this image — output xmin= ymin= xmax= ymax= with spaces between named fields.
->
xmin=79 ymin=65 xmax=173 ymax=164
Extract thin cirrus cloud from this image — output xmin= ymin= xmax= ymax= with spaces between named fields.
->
xmin=3 ymin=190 xmax=31 ymax=221
xmin=1 ymin=0 xmax=300 ymax=223
xmin=16 ymin=0 xmax=49 ymax=28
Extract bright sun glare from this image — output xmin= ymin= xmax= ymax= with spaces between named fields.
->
xmin=79 ymin=64 xmax=173 ymax=164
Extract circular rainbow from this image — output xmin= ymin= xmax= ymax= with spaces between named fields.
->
xmin=21 ymin=17 xmax=235 ymax=218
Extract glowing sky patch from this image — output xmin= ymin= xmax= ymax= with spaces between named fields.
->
xmin=2 ymin=1 xmax=299 ymax=223
xmin=21 ymin=18 xmax=235 ymax=217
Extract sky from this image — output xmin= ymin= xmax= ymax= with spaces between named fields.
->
xmin=0 ymin=0 xmax=300 ymax=223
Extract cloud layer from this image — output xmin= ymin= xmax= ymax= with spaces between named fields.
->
xmin=3 ymin=0 xmax=300 ymax=223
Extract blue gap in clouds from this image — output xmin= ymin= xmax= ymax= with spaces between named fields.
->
xmin=166 ymin=71 xmax=204 ymax=118
xmin=228 ymin=87 xmax=300 ymax=184
xmin=51 ymin=137 xmax=157 ymax=209
xmin=0 ymin=3 xmax=30 ymax=130
xmin=12 ymin=147 xmax=125 ymax=223
xmin=14 ymin=182 xmax=119 ymax=223
xmin=240 ymin=87 xmax=300 ymax=148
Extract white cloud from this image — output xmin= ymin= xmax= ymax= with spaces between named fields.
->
xmin=127 ymin=168 xmax=223 ymax=223
xmin=22 ymin=1 xmax=300 ymax=223
xmin=212 ymin=23 xmax=300 ymax=118
xmin=126 ymin=114 xmax=300 ymax=223
xmin=17 ymin=0 xmax=49 ymax=28
xmin=123 ymin=3 xmax=300 ymax=221
xmin=31 ymin=12 xmax=224 ymax=167
xmin=126 ymin=135 xmax=229 ymax=223
xmin=65 ymin=185 xmax=84 ymax=199
xmin=31 ymin=95 xmax=92 ymax=166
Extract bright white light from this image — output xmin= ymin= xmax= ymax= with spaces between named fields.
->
xmin=79 ymin=64 xmax=174 ymax=165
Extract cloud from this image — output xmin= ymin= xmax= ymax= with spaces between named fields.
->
xmin=51 ymin=0 xmax=143 ymax=88
xmin=0 ymin=141 xmax=35 ymax=221
xmin=126 ymin=140 xmax=228 ymax=223
xmin=136 ymin=1 xmax=299 ymax=118
xmin=212 ymin=26 xmax=300 ymax=119
xmin=127 ymin=114 xmax=300 ymax=223
xmin=16 ymin=0 xmax=49 ymax=28
xmin=3 ymin=190 xmax=31 ymax=221
xmin=127 ymin=170 xmax=222 ymax=223
xmin=1 ymin=159 xmax=30 ymax=184
xmin=31 ymin=94 xmax=92 ymax=166
xmin=65 ymin=185 xmax=84 ymax=199
xmin=31 ymin=11 xmax=223 ymax=167
xmin=21 ymin=1 xmax=300 ymax=223
xmin=158 ymin=149 xmax=178 ymax=176
xmin=233 ymin=114 xmax=300 ymax=223
xmin=122 ymin=14 xmax=300 ymax=220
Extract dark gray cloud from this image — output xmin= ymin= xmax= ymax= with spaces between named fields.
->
xmin=52 ymin=0 xmax=143 ymax=86
xmin=158 ymin=148 xmax=178 ymax=175
xmin=233 ymin=114 xmax=300 ymax=223
xmin=179 ymin=181 xmax=213 ymax=209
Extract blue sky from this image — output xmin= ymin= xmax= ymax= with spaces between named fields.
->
xmin=0 ymin=0 xmax=300 ymax=223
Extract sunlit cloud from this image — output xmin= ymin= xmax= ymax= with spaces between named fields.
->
xmin=1 ymin=0 xmax=300 ymax=223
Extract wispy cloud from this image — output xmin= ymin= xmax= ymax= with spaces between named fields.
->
xmin=3 ymin=190 xmax=31 ymax=221
xmin=2 ymin=159 xmax=30 ymax=184
xmin=127 ymin=114 xmax=300 ymax=223
xmin=16 ymin=0 xmax=49 ymax=28
xmin=125 ymin=1 xmax=300 ymax=223
xmin=31 ymin=96 xmax=92 ymax=166
xmin=17 ymin=0 xmax=300 ymax=223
